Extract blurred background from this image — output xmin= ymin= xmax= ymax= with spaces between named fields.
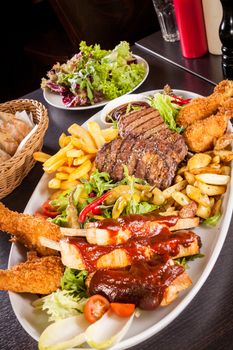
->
xmin=0 ymin=0 xmax=159 ymax=103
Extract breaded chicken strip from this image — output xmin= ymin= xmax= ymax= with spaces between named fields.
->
xmin=0 ymin=202 xmax=61 ymax=256
xmin=0 ymin=254 xmax=64 ymax=294
xmin=183 ymin=98 xmax=233 ymax=152
xmin=177 ymin=80 xmax=233 ymax=127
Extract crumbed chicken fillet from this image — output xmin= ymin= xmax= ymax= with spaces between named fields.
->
xmin=0 ymin=202 xmax=61 ymax=256
xmin=183 ymin=98 xmax=233 ymax=152
xmin=0 ymin=255 xmax=64 ymax=294
xmin=177 ymin=80 xmax=233 ymax=127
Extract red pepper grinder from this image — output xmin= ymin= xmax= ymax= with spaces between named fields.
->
xmin=173 ymin=0 xmax=208 ymax=58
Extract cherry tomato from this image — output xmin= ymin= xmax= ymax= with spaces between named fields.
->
xmin=41 ymin=200 xmax=60 ymax=218
xmin=110 ymin=303 xmax=135 ymax=317
xmin=84 ymin=295 xmax=110 ymax=323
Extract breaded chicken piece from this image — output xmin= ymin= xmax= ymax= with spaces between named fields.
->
xmin=177 ymin=80 xmax=233 ymax=127
xmin=0 ymin=254 xmax=64 ymax=294
xmin=183 ymin=98 xmax=233 ymax=152
xmin=0 ymin=202 xmax=61 ymax=256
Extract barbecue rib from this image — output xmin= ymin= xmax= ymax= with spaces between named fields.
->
xmin=96 ymin=107 xmax=187 ymax=189
xmin=88 ymin=256 xmax=192 ymax=309
xmin=58 ymin=229 xmax=200 ymax=271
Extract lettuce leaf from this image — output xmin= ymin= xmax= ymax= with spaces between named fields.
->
xmin=33 ymin=290 xmax=87 ymax=322
xmin=147 ymin=93 xmax=183 ymax=133
xmin=61 ymin=268 xmax=88 ymax=298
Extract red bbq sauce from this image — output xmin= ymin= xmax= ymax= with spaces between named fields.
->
xmin=67 ymin=229 xmax=197 ymax=271
xmin=89 ymin=256 xmax=185 ymax=310
xmin=95 ymin=214 xmax=179 ymax=238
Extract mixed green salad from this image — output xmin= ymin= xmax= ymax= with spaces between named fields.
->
xmin=41 ymin=41 xmax=146 ymax=107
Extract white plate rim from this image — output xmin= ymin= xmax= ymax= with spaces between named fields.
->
xmin=8 ymin=89 xmax=233 ymax=349
xmin=43 ymin=55 xmax=149 ymax=110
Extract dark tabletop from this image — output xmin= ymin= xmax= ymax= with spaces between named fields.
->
xmin=1 ymin=45 xmax=233 ymax=350
xmin=136 ymin=31 xmax=225 ymax=85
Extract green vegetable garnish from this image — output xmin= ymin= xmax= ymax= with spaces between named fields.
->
xmin=203 ymin=213 xmax=221 ymax=226
xmin=175 ymin=253 xmax=205 ymax=269
xmin=147 ymin=93 xmax=183 ymax=133
xmin=32 ymin=290 xmax=87 ymax=322
xmin=43 ymin=41 xmax=146 ymax=107
xmin=61 ymin=268 xmax=88 ymax=299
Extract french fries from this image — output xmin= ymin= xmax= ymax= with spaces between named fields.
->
xmin=33 ymin=122 xmax=118 ymax=190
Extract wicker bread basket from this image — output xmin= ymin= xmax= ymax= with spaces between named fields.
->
xmin=0 ymin=99 xmax=49 ymax=199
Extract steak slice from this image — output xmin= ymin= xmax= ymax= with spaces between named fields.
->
xmin=111 ymin=137 xmax=135 ymax=180
xmin=96 ymin=106 xmax=188 ymax=188
xmin=121 ymin=110 xmax=162 ymax=138
xmin=118 ymin=107 xmax=154 ymax=136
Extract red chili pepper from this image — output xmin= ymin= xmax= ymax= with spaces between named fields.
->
xmin=91 ymin=206 xmax=102 ymax=215
xmin=171 ymin=95 xmax=191 ymax=106
xmin=41 ymin=200 xmax=60 ymax=218
xmin=79 ymin=192 xmax=110 ymax=222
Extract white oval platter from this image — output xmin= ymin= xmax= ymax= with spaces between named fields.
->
xmin=8 ymin=90 xmax=233 ymax=350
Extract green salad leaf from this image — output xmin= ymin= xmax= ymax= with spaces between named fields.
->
xmin=147 ymin=93 xmax=183 ymax=133
xmin=175 ymin=253 xmax=205 ymax=269
xmin=33 ymin=290 xmax=87 ymax=322
xmin=43 ymin=41 xmax=146 ymax=107
xmin=61 ymin=268 xmax=88 ymax=299
xmin=203 ymin=213 xmax=221 ymax=226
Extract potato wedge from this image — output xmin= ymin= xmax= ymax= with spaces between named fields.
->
xmin=213 ymin=150 xmax=233 ymax=162
xmin=171 ymin=191 xmax=191 ymax=206
xmin=211 ymin=199 xmax=222 ymax=216
xmin=196 ymin=204 xmax=211 ymax=219
xmin=87 ymin=121 xmax=106 ymax=149
xmin=184 ymin=171 xmax=196 ymax=185
xmin=195 ymin=173 xmax=230 ymax=185
xmin=214 ymin=133 xmax=233 ymax=150
xmin=188 ymin=153 xmax=212 ymax=170
xmin=177 ymin=166 xmax=188 ymax=175
xmin=190 ymin=167 xmax=222 ymax=175
xmin=162 ymin=180 xmax=187 ymax=199
xmin=195 ymin=181 xmax=226 ymax=196
xmin=186 ymin=185 xmax=210 ymax=206
xmin=174 ymin=175 xmax=184 ymax=183
xmin=221 ymin=166 xmax=231 ymax=175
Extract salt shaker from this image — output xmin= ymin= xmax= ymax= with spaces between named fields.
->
xmin=173 ymin=0 xmax=208 ymax=58
xmin=219 ymin=0 xmax=233 ymax=78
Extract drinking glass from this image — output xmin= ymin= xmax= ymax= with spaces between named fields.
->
xmin=152 ymin=0 xmax=180 ymax=42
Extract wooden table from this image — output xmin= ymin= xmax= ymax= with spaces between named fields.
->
xmin=1 ymin=44 xmax=233 ymax=350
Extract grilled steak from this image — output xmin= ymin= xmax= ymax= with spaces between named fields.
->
xmin=96 ymin=107 xmax=187 ymax=189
